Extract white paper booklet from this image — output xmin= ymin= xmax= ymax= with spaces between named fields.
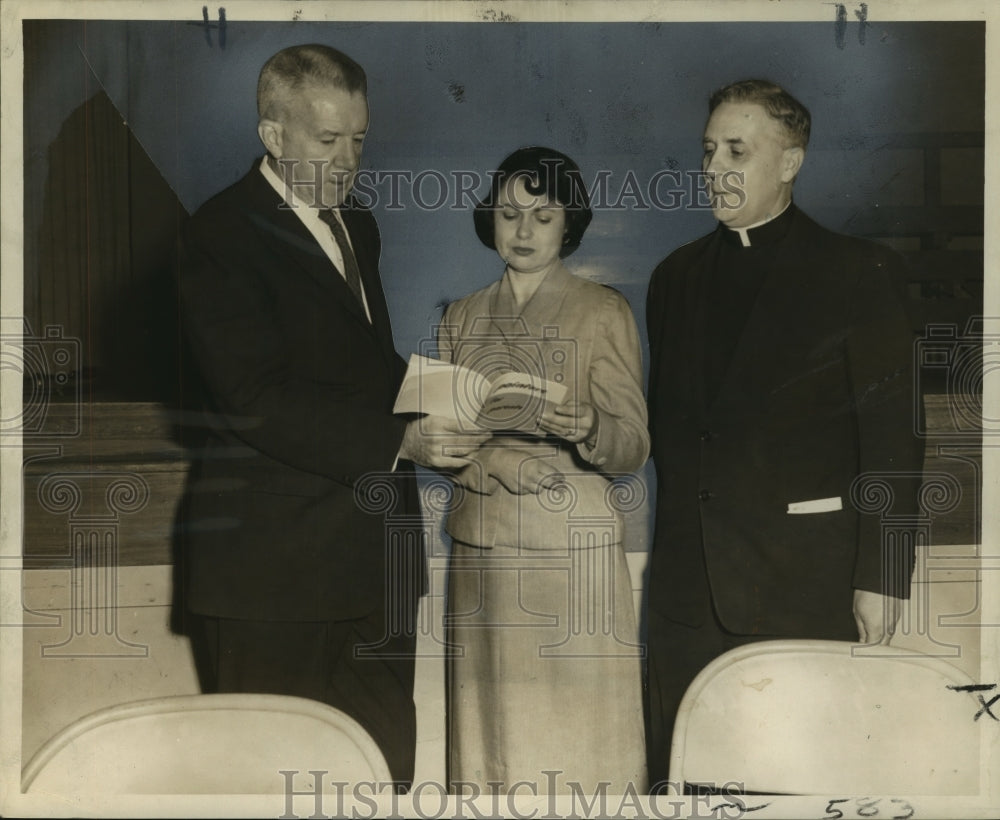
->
xmin=393 ymin=354 xmax=568 ymax=432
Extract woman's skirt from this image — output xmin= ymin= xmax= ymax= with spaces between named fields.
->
xmin=447 ymin=538 xmax=647 ymax=795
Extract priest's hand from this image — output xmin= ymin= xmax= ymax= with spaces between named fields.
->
xmin=853 ymin=588 xmax=903 ymax=644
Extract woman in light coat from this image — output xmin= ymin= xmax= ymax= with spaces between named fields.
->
xmin=440 ymin=146 xmax=649 ymax=795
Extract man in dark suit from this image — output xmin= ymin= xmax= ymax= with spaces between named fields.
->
xmin=174 ymin=44 xmax=484 ymax=788
xmin=643 ymin=79 xmax=924 ymax=787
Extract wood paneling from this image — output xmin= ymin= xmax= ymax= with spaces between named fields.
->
xmin=23 ymin=402 xmax=192 ymax=568
xmin=20 ymin=394 xmax=981 ymax=569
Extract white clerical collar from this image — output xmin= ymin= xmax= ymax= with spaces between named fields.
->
xmin=731 ymin=201 xmax=792 ymax=248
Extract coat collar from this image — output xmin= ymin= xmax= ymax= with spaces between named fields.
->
xmin=719 ymin=201 xmax=797 ymax=248
xmin=488 ymin=261 xmax=574 ymax=337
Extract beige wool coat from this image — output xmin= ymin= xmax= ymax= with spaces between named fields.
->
xmin=438 ymin=261 xmax=650 ymax=549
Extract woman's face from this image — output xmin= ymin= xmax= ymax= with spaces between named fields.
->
xmin=493 ymin=174 xmax=567 ymax=276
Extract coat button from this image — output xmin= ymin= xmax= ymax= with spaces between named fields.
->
xmin=698 ymin=489 xmax=713 ymax=501
xmin=700 ymin=430 xmax=713 ymax=442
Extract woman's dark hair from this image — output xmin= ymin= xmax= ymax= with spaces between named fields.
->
xmin=473 ymin=146 xmax=593 ymax=258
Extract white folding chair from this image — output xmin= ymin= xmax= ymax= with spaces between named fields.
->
xmin=668 ymin=639 xmax=984 ymax=795
xmin=22 ymin=692 xmax=392 ymax=794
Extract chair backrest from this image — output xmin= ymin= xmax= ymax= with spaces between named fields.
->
xmin=22 ymin=693 xmax=392 ymax=794
xmin=668 ymin=639 xmax=984 ymax=795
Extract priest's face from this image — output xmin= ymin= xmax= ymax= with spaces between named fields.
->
xmin=702 ymin=101 xmax=801 ymax=228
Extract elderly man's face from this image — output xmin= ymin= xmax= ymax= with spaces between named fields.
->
xmin=702 ymin=101 xmax=800 ymax=228
xmin=269 ymin=83 xmax=369 ymax=208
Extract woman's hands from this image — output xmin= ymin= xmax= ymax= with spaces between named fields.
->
xmin=492 ymin=454 xmax=564 ymax=495
xmin=418 ymin=399 xmax=599 ymax=495
xmin=538 ymin=400 xmax=598 ymax=445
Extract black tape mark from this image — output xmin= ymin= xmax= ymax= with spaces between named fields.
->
xmin=188 ymin=6 xmax=227 ymax=49
xmin=835 ymin=4 xmax=848 ymax=49
xmin=855 ymin=3 xmax=869 ymax=46
xmin=835 ymin=3 xmax=868 ymax=48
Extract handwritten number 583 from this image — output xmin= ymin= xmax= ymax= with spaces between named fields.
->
xmin=823 ymin=798 xmax=915 ymax=820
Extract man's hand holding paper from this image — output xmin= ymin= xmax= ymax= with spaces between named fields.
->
xmin=393 ymin=353 xmax=567 ymax=434
xmin=398 ymin=414 xmax=490 ymax=472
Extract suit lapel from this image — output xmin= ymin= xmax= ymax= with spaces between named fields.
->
xmin=241 ymin=165 xmax=375 ymax=331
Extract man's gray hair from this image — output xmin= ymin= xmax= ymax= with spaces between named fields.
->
xmin=257 ymin=43 xmax=367 ymax=122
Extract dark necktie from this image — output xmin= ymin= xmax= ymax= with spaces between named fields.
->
xmin=318 ymin=208 xmax=366 ymax=310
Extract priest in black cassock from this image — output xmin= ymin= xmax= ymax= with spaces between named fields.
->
xmin=643 ymin=79 xmax=924 ymax=787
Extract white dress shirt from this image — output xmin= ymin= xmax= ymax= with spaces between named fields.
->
xmin=259 ymin=157 xmax=371 ymax=322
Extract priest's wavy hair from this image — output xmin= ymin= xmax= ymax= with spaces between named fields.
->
xmin=709 ymin=79 xmax=811 ymax=150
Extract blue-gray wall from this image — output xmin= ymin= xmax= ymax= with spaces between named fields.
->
xmin=25 ymin=19 xmax=984 ymax=349
xmin=23 ymin=19 xmax=985 ymax=553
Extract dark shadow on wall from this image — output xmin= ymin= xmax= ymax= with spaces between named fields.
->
xmin=29 ymin=89 xmax=196 ymax=404
xmin=22 ymin=88 xmax=209 ymax=579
